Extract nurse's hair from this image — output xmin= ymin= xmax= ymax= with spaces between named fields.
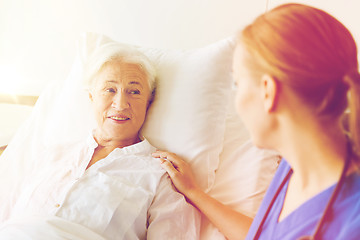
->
xmin=238 ymin=3 xmax=360 ymax=157
xmin=83 ymin=42 xmax=156 ymax=101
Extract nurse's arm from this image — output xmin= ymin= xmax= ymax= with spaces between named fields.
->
xmin=152 ymin=150 xmax=253 ymax=240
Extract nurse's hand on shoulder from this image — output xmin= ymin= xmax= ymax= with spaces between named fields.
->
xmin=152 ymin=150 xmax=201 ymax=197
xmin=153 ymin=150 xmax=252 ymax=240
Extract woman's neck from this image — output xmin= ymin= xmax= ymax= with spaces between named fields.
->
xmin=93 ymin=130 xmax=141 ymax=150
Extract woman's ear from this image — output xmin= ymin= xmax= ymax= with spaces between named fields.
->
xmin=261 ymin=74 xmax=279 ymax=112
xmin=146 ymin=89 xmax=155 ymax=110
xmin=146 ymin=99 xmax=151 ymax=111
xmin=88 ymin=91 xmax=94 ymax=102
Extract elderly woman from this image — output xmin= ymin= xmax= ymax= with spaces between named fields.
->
xmin=153 ymin=3 xmax=360 ymax=240
xmin=0 ymin=43 xmax=200 ymax=239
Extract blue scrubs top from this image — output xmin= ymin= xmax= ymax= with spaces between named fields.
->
xmin=246 ymin=159 xmax=360 ymax=240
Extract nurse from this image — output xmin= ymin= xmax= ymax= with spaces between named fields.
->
xmin=153 ymin=3 xmax=360 ymax=239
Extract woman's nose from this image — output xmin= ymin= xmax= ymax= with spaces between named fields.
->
xmin=112 ymin=92 xmax=129 ymax=109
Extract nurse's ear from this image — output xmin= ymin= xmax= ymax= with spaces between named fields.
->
xmin=261 ymin=74 xmax=280 ymax=113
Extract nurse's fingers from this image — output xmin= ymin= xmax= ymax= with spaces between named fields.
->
xmin=152 ymin=150 xmax=176 ymax=159
xmin=152 ymin=150 xmax=186 ymax=169
xmin=158 ymin=156 xmax=180 ymax=178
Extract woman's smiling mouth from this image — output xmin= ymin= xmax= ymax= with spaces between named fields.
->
xmin=109 ymin=116 xmax=130 ymax=121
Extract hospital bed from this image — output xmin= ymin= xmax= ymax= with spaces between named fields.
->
xmin=0 ymin=32 xmax=279 ymax=239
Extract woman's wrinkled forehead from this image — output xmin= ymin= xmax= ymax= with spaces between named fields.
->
xmin=101 ymin=60 xmax=146 ymax=77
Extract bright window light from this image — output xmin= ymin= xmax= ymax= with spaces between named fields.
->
xmin=0 ymin=64 xmax=27 ymax=95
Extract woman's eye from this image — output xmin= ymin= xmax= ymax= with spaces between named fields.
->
xmin=129 ymin=90 xmax=140 ymax=95
xmin=105 ymin=88 xmax=116 ymax=93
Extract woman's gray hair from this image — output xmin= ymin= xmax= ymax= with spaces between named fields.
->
xmin=83 ymin=42 xmax=156 ymax=98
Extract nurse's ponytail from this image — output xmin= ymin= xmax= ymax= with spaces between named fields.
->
xmin=344 ymin=71 xmax=360 ymax=159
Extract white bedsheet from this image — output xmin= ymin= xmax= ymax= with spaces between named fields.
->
xmin=0 ymin=215 xmax=106 ymax=240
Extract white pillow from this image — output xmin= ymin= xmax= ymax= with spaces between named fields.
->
xmin=0 ymin=103 xmax=33 ymax=147
xmin=199 ymin=90 xmax=280 ymax=239
xmin=140 ymin=40 xmax=235 ymax=191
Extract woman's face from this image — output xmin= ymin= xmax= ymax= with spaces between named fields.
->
xmin=89 ymin=60 xmax=151 ymax=144
xmin=232 ymin=45 xmax=269 ymax=147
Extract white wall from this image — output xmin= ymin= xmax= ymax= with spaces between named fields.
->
xmin=0 ymin=0 xmax=359 ymax=95
xmin=0 ymin=0 xmax=267 ymax=95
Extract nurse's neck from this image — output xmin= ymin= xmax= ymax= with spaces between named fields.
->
xmin=279 ymin=121 xmax=347 ymax=192
xmin=276 ymin=121 xmax=348 ymax=221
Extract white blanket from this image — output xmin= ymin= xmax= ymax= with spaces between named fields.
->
xmin=0 ymin=215 xmax=106 ymax=240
